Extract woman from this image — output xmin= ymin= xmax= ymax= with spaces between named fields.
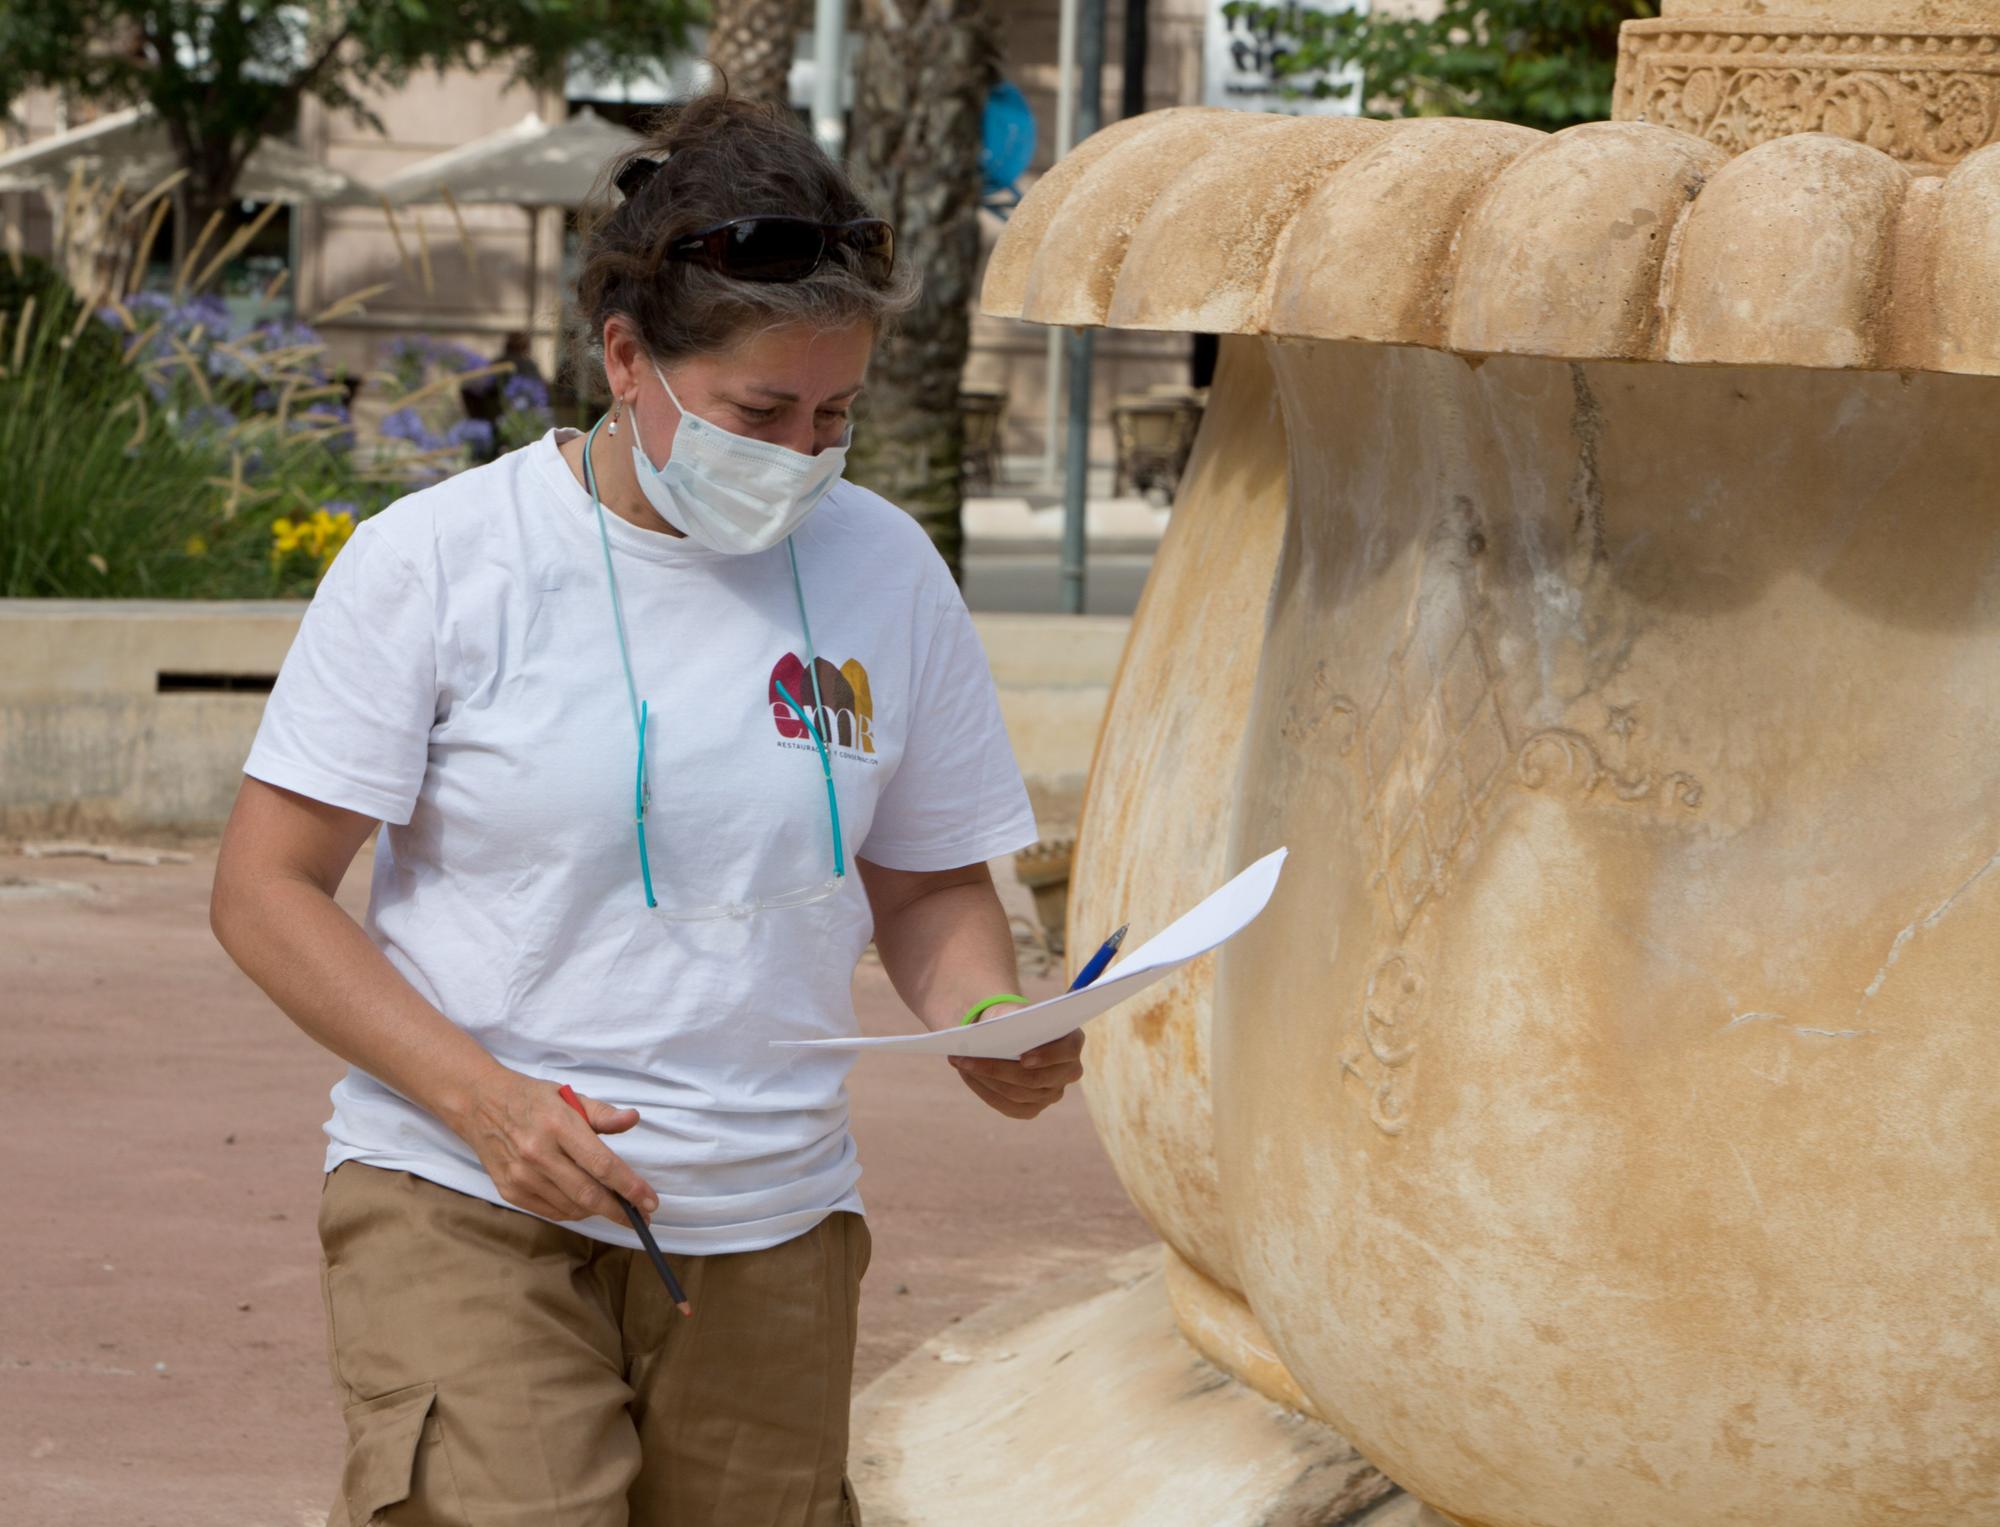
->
xmin=210 ymin=92 xmax=1081 ymax=1526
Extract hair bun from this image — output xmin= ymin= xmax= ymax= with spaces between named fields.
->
xmin=615 ymin=157 xmax=663 ymax=200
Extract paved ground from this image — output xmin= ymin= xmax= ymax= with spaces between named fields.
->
xmin=958 ymin=482 xmax=1164 ymax=616
xmin=0 ymin=841 xmax=1151 ymax=1527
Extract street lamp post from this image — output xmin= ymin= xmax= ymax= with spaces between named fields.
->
xmin=1060 ymin=0 xmax=1106 ymax=616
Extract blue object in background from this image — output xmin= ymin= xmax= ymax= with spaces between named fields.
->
xmin=981 ymin=81 xmax=1037 ymax=213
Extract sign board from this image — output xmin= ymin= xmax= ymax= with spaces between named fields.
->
xmin=1202 ymin=0 xmax=1366 ymax=116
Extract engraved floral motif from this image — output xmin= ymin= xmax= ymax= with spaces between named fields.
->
xmin=1516 ymin=722 xmax=1704 ymax=811
xmin=1280 ymin=660 xmax=1359 ymax=756
xmin=1614 ymin=26 xmax=2000 ymax=170
xmin=1340 ymin=953 xmax=1425 ymax=1138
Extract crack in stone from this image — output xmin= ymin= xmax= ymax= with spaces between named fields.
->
xmin=1854 ymin=846 xmax=2000 ymax=1020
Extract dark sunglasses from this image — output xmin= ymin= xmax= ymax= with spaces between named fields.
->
xmin=664 ymin=216 xmax=896 ymax=285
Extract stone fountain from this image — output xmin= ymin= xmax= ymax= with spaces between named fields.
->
xmin=855 ymin=4 xmax=2000 ymax=1523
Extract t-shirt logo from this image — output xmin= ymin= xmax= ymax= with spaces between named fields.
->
xmin=770 ymin=654 xmax=876 ymax=755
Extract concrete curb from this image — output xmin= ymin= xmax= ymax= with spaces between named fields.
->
xmin=0 ymin=601 xmax=1129 ymax=838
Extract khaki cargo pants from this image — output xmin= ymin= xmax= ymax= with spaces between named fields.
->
xmin=318 ymin=1162 xmax=869 ymax=1526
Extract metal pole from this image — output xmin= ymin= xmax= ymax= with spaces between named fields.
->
xmin=1061 ymin=0 xmax=1107 ymax=616
xmin=1041 ymin=0 xmax=1081 ymax=489
xmin=811 ymin=0 xmax=847 ymax=159
xmin=1123 ymin=0 xmax=1150 ymax=119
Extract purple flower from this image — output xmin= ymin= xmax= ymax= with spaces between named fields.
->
xmin=502 ymin=374 xmax=550 ymax=413
xmin=181 ymin=402 xmax=237 ymax=436
xmin=182 ymin=295 xmax=231 ymax=333
xmin=430 ymin=338 xmax=488 ymax=374
xmin=104 ymin=290 xmax=229 ymax=365
xmin=291 ymin=398 xmax=355 ymax=452
xmin=252 ymin=316 xmax=322 ymax=350
xmin=446 ymin=418 xmax=496 ymax=454
xmin=238 ymin=318 xmax=328 ymax=382
xmin=127 ymin=291 xmax=219 ymax=337
xmin=379 ymin=407 xmax=441 ymax=450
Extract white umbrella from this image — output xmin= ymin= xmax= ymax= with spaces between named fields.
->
xmin=376 ymin=108 xmax=645 ymax=210
xmin=0 ymin=105 xmax=379 ymax=206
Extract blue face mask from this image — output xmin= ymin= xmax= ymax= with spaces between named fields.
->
xmin=626 ymin=363 xmax=850 ymax=556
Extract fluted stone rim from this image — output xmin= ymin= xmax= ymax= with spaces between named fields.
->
xmin=980 ymin=111 xmax=2000 ymax=377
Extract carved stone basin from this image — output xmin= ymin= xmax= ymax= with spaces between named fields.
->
xmin=983 ymin=4 xmax=2000 ymax=1523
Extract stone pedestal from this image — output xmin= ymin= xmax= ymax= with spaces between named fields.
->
xmin=851 ymin=1249 xmax=1394 ymax=1527
xmin=969 ymin=5 xmax=2000 ymax=1523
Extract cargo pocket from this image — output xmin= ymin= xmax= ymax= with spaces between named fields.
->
xmin=336 ymin=1381 xmax=466 ymax=1526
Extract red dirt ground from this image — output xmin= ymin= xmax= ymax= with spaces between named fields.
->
xmin=0 ymin=840 xmax=1151 ymax=1526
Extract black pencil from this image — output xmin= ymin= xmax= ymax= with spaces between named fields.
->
xmin=615 ymin=1194 xmax=693 ymax=1317
xmin=559 ymin=1084 xmax=692 ymax=1316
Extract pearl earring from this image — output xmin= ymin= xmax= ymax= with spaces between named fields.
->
xmin=607 ymin=398 xmax=621 ymax=437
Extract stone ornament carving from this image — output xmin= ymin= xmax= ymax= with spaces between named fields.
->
xmin=1339 ymin=953 xmax=1426 ymax=1138
xmin=1515 ymin=723 xmax=1705 ymax=811
xmin=1613 ymin=20 xmax=2000 ymax=171
xmin=1349 ymin=582 xmax=1512 ymax=937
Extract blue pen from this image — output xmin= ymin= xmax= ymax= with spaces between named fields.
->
xmin=1068 ymin=924 xmax=1129 ymax=992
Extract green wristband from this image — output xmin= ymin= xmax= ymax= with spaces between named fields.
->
xmin=961 ymin=993 xmax=1027 ymax=1027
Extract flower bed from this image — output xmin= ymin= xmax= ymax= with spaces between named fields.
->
xmin=0 ymin=256 xmax=552 ymax=599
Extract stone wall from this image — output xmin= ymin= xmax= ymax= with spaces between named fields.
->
xmin=0 ymin=601 xmax=1125 ymax=839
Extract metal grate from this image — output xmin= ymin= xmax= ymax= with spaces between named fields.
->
xmin=155 ymin=672 xmax=277 ymax=694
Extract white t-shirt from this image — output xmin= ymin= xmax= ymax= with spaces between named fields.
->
xmin=244 ymin=429 xmax=1038 ymax=1254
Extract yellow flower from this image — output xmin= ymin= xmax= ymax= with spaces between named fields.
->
xmin=271 ymin=506 xmax=357 ymax=575
xmin=185 ymin=534 xmax=208 ymax=557
xmin=315 ymin=508 xmax=356 ymax=570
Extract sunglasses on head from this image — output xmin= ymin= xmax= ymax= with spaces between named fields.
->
xmin=664 ymin=216 xmax=896 ymax=285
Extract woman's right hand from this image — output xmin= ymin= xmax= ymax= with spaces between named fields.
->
xmin=451 ymin=1068 xmax=661 ymax=1223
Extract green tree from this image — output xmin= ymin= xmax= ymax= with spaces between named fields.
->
xmin=0 ymin=2 xmax=699 ymax=231
xmin=1223 ymin=0 xmax=1655 ymax=134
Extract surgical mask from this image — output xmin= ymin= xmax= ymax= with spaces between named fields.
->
xmin=628 ymin=362 xmax=848 ymax=555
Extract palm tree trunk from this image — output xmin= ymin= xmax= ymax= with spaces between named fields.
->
xmin=707 ymin=0 xmax=807 ymax=107
xmin=844 ymin=0 xmax=996 ymax=580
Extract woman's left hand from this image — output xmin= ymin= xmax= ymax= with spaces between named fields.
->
xmin=949 ymin=1030 xmax=1085 ymax=1119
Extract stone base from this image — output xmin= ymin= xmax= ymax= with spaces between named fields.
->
xmin=1352 ymin=1499 xmax=1461 ymax=1527
xmin=850 ymin=1246 xmax=1396 ymax=1527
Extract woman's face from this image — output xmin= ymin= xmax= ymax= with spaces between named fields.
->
xmin=608 ymin=319 xmax=874 ymax=461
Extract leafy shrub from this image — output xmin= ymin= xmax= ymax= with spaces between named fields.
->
xmin=0 ymin=264 xmax=394 ymax=597
xmin=3 ymin=252 xmax=557 ymax=597
xmin=0 ymin=281 xmax=238 ymax=596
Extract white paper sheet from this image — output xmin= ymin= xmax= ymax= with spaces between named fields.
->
xmin=773 ymin=847 xmax=1289 ymax=1060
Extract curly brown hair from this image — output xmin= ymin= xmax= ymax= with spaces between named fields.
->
xmin=569 ymin=90 xmax=918 ymax=380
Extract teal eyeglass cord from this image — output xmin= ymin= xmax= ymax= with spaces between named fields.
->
xmin=582 ymin=412 xmax=846 ymax=910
